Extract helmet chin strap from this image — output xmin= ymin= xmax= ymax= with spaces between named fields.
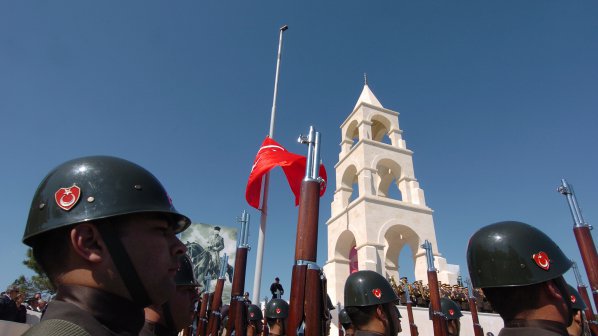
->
xmin=162 ymin=302 xmax=176 ymax=331
xmin=381 ymin=304 xmax=397 ymax=336
xmin=552 ymin=277 xmax=573 ymax=326
xmin=97 ymin=222 xmax=152 ymax=307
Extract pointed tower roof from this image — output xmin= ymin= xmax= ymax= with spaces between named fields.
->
xmin=353 ymin=80 xmax=383 ymax=111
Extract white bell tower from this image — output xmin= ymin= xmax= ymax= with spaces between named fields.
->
xmin=324 ymin=81 xmax=459 ymax=308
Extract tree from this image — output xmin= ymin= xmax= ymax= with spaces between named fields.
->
xmin=10 ymin=248 xmax=55 ymax=298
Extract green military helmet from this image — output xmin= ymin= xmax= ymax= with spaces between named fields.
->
xmin=467 ymin=221 xmax=572 ymax=288
xmin=344 ymin=270 xmax=399 ymax=307
xmin=566 ymin=284 xmax=587 ymax=311
xmin=175 ymin=254 xmax=199 ymax=286
xmin=265 ymin=298 xmax=289 ymax=319
xmin=23 ymin=155 xmax=191 ymax=246
xmin=430 ymin=298 xmax=463 ymax=320
xmin=339 ymin=308 xmax=352 ymax=325
xmin=247 ymin=304 xmax=263 ymax=321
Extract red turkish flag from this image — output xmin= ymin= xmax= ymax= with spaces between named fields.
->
xmin=245 ymin=136 xmax=327 ymax=209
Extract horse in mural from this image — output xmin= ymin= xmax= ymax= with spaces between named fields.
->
xmin=186 ymin=241 xmax=234 ymax=289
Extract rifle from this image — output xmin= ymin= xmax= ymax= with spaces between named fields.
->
xmin=405 ymin=283 xmax=419 ymax=336
xmin=261 ymin=297 xmax=269 ymax=336
xmin=465 ymin=278 xmax=484 ymax=336
xmin=337 ymin=303 xmax=344 ymax=336
xmin=225 ymin=211 xmax=251 ymax=336
xmin=206 ymin=254 xmax=228 ymax=336
xmin=196 ymin=275 xmax=212 ymax=336
xmin=558 ymin=179 xmax=598 ymax=308
xmin=421 ymin=240 xmax=448 ymax=336
xmin=572 ymin=262 xmax=598 ymax=335
xmin=287 ymin=126 xmax=326 ymax=336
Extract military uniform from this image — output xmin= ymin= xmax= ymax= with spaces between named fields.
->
xmin=25 ymin=285 xmax=144 ymax=336
xmin=497 ymin=320 xmax=568 ymax=336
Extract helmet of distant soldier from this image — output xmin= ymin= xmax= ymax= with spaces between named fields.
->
xmin=175 ymin=254 xmax=199 ymax=286
xmin=467 ymin=221 xmax=572 ymax=288
xmin=265 ymin=299 xmax=289 ymax=319
xmin=429 ymin=298 xmax=463 ymax=320
xmin=23 ymin=155 xmax=190 ymax=245
xmin=247 ymin=304 xmax=263 ymax=321
xmin=339 ymin=308 xmax=352 ymax=325
xmin=566 ymin=284 xmax=587 ymax=311
xmin=344 ymin=270 xmax=399 ymax=307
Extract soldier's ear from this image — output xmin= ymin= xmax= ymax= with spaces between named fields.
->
xmin=70 ymin=223 xmax=106 ymax=263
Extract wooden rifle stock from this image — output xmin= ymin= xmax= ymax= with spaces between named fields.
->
xmin=226 ymin=212 xmax=250 ymax=336
xmin=558 ymin=180 xmax=598 ymax=310
xmin=207 ymin=278 xmax=225 ymax=336
xmin=196 ymin=292 xmax=210 ymax=336
xmin=427 ymin=271 xmax=448 ymax=336
xmin=467 ymin=297 xmax=483 ymax=336
xmin=422 ymin=240 xmax=447 ymax=336
xmin=225 ymin=247 xmax=249 ymax=336
xmin=405 ymin=301 xmax=419 ymax=336
xmin=576 ymin=284 xmax=598 ymax=335
xmin=337 ymin=304 xmax=344 ymax=336
xmin=288 ymin=127 xmax=325 ymax=336
xmin=573 ymin=226 xmax=598 ymax=307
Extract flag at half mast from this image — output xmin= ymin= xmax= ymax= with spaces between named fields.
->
xmin=245 ymin=136 xmax=327 ymax=209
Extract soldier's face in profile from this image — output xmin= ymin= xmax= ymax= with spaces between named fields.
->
xmin=118 ymin=215 xmax=187 ymax=305
xmin=170 ymin=285 xmax=199 ymax=330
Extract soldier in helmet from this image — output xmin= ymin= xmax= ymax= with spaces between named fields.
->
xmin=429 ymin=298 xmax=463 ymax=336
xmin=246 ymin=304 xmax=263 ymax=336
xmin=565 ymin=284 xmax=588 ymax=336
xmin=339 ymin=308 xmax=355 ymax=336
xmin=141 ymin=253 xmax=199 ymax=335
xmin=265 ymin=298 xmax=288 ymax=336
xmin=344 ymin=270 xmax=402 ymax=336
xmin=467 ymin=221 xmax=573 ymax=336
xmin=22 ymin=156 xmax=190 ymax=335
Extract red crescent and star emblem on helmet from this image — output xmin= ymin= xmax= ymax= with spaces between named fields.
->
xmin=250 ymin=313 xmax=255 ymax=318
xmin=570 ymin=295 xmax=576 ymax=303
xmin=275 ymin=308 xmax=281 ymax=314
xmin=372 ymin=288 xmax=382 ymax=299
xmin=448 ymin=309 xmax=454 ymax=316
xmin=55 ymin=185 xmax=81 ymax=211
xmin=531 ymin=251 xmax=551 ymax=271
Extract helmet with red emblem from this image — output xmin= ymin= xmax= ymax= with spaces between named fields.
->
xmin=265 ymin=298 xmax=288 ymax=319
xmin=466 ymin=221 xmax=572 ymax=288
xmin=23 ymin=155 xmax=190 ymax=245
xmin=566 ymin=284 xmax=587 ymax=311
xmin=248 ymin=304 xmax=263 ymax=321
xmin=344 ymin=270 xmax=400 ymax=308
xmin=429 ymin=298 xmax=463 ymax=320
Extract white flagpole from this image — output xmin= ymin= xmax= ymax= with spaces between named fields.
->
xmin=252 ymin=25 xmax=288 ymax=304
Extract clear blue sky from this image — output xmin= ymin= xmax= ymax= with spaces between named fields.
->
xmin=1 ymin=1 xmax=597 ymax=303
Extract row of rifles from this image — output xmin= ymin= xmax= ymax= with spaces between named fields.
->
xmin=187 ymin=126 xmax=598 ymax=336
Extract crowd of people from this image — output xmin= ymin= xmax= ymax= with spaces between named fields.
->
xmin=2 ymin=155 xmax=594 ymax=336
xmin=0 ymin=286 xmax=46 ymax=324
xmin=388 ymin=276 xmax=495 ymax=313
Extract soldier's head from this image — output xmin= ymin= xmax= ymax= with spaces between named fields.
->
xmin=467 ymin=221 xmax=572 ymax=325
xmin=145 ymin=254 xmax=200 ymax=332
xmin=24 ymin=156 xmax=190 ymax=307
xmin=566 ymin=284 xmax=587 ymax=336
xmin=430 ymin=298 xmax=462 ymax=336
xmin=213 ymin=226 xmax=221 ymax=236
xmin=247 ymin=304 xmax=263 ymax=335
xmin=339 ymin=308 xmax=355 ymax=336
xmin=265 ymin=298 xmax=288 ymax=334
xmin=344 ymin=270 xmax=402 ymax=336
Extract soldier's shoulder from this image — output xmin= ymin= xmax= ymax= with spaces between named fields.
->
xmin=23 ymin=319 xmax=92 ymax=336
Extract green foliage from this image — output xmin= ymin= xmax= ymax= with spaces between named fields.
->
xmin=8 ymin=248 xmax=55 ymax=298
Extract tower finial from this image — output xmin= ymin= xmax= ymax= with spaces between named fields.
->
xmin=364 ymin=73 xmax=368 ymax=86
